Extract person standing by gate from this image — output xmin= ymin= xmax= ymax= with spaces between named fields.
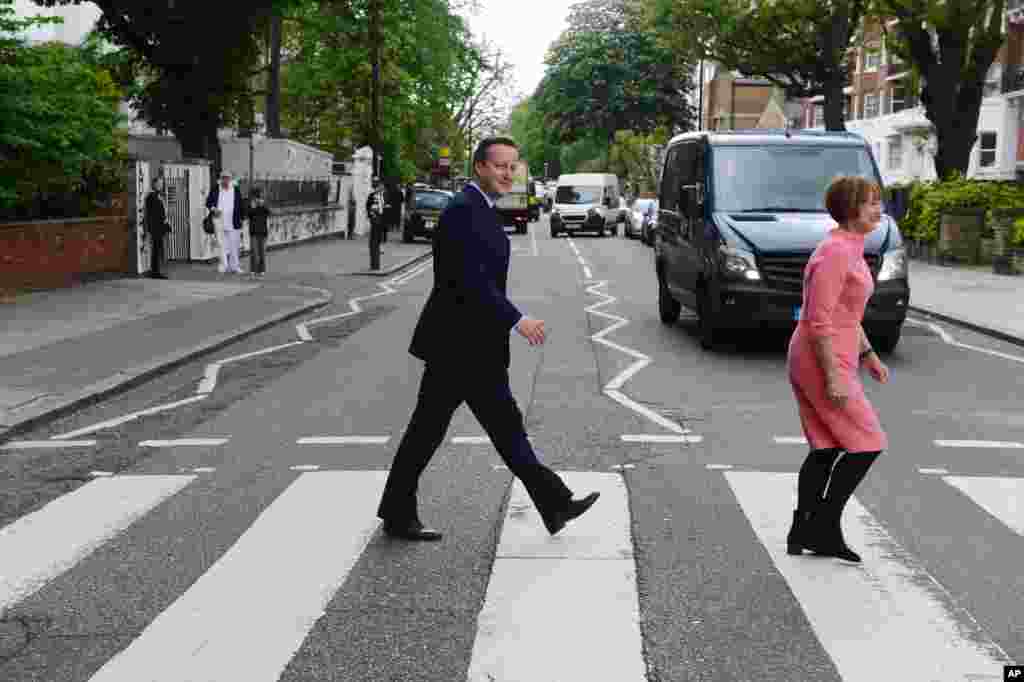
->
xmin=144 ymin=177 xmax=170 ymax=279
xmin=206 ymin=170 xmax=246 ymax=274
xmin=248 ymin=188 xmax=271 ymax=277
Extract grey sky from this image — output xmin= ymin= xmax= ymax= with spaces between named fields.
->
xmin=462 ymin=0 xmax=576 ymax=97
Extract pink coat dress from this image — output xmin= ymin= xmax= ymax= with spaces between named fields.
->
xmin=787 ymin=228 xmax=887 ymax=453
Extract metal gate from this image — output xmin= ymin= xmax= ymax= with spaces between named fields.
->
xmin=162 ymin=165 xmax=191 ymax=260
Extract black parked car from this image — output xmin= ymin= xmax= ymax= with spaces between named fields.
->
xmin=654 ymin=130 xmax=909 ymax=352
xmin=403 ymin=189 xmax=453 ymax=243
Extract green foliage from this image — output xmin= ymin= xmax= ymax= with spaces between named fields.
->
xmin=1013 ymin=217 xmax=1024 ymax=248
xmin=897 ymin=176 xmax=1024 ymax=245
xmin=507 ymin=99 xmax=561 ymax=178
xmin=0 ymin=5 xmax=126 ymax=218
xmin=536 ymin=0 xmax=692 ymax=146
xmin=608 ymin=128 xmax=667 ymax=194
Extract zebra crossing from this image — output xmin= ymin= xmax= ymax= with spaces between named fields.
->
xmin=0 ymin=467 xmax=1020 ymax=680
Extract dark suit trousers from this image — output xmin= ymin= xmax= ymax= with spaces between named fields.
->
xmin=377 ymin=362 xmax=572 ymax=524
xmin=150 ymin=232 xmax=165 ymax=275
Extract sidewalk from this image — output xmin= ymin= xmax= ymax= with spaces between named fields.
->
xmin=0 ymin=233 xmax=431 ymax=440
xmin=907 ymin=258 xmax=1024 ymax=346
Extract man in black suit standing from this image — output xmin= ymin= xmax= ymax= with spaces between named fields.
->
xmin=377 ymin=137 xmax=599 ymax=541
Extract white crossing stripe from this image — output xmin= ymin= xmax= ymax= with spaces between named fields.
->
xmin=620 ymin=434 xmax=702 ymax=443
xmin=0 ymin=475 xmax=194 ymax=613
xmin=944 ymin=475 xmax=1024 ymax=537
xmin=467 ymin=472 xmax=645 ymax=681
xmin=934 ymin=440 xmax=1024 ymax=449
xmin=296 ymin=436 xmax=390 ymax=445
xmin=724 ymin=471 xmax=1013 ymax=680
xmin=452 ymin=436 xmax=491 ymax=444
xmin=773 ymin=436 xmax=808 ymax=445
xmin=138 ymin=438 xmax=229 ymax=447
xmin=918 ymin=467 xmax=950 ymax=475
xmin=89 ymin=471 xmax=386 ymax=682
xmin=0 ymin=440 xmax=97 ymax=450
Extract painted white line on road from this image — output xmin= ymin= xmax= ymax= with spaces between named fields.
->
xmin=610 ymin=463 xmax=636 ymax=470
xmin=468 ymin=472 xmax=644 ymax=681
xmin=906 ymin=316 xmax=1024 ymax=365
xmin=90 ymin=471 xmax=113 ymax=477
xmin=620 ymin=434 xmax=701 ymax=443
xmin=52 ymin=394 xmax=209 ymax=440
xmin=706 ymin=464 xmax=734 ymax=470
xmin=918 ymin=467 xmax=950 ymax=475
xmin=452 ymin=436 xmax=491 ymax=444
xmin=139 ymin=438 xmax=230 ymax=448
xmin=935 ymin=439 xmax=1024 ymax=449
xmin=197 ymin=341 xmax=305 ymax=394
xmin=773 ymin=436 xmax=809 ymax=445
xmin=296 ymin=436 xmax=390 ymax=445
xmin=944 ymin=475 xmax=1024 ymax=536
xmin=0 ymin=440 xmax=97 ymax=450
xmin=289 ymin=465 xmax=321 ymax=471
xmin=725 ymin=471 xmax=1013 ymax=679
xmin=89 ymin=471 xmax=386 ymax=682
xmin=0 ymin=475 xmax=194 ymax=613
xmin=584 ymin=279 xmax=688 ymax=435
xmin=583 ymin=265 xmax=593 ymax=279
xmin=191 ymin=467 xmax=216 ymax=473
xmin=530 ymin=219 xmax=539 ymax=256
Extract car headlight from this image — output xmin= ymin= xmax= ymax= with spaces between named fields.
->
xmin=719 ymin=245 xmax=761 ymax=281
xmin=877 ymin=247 xmax=907 ymax=281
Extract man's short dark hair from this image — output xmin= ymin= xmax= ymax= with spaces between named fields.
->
xmin=473 ymin=137 xmax=519 ymax=168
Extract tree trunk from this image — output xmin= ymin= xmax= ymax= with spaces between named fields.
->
xmin=823 ymin=76 xmax=847 ymax=132
xmin=925 ymin=73 xmax=983 ymax=179
xmin=266 ymin=13 xmax=282 ymax=138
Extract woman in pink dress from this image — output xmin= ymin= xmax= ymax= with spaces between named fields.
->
xmin=786 ymin=176 xmax=891 ymax=563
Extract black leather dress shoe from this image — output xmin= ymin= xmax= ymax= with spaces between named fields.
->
xmin=543 ymin=492 xmax=600 ymax=535
xmin=381 ymin=520 xmax=443 ymax=541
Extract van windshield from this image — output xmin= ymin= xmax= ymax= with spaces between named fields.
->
xmin=556 ymin=186 xmax=602 ymax=204
xmin=712 ymin=146 xmax=879 ymax=213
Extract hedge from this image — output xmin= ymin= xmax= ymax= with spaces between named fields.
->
xmin=890 ymin=175 xmax=1024 ymax=246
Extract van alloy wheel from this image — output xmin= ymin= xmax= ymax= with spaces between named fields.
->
xmin=658 ymin=273 xmax=681 ymax=324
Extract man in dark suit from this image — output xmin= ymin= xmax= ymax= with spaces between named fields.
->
xmin=144 ymin=177 xmax=170 ymax=279
xmin=377 ymin=137 xmax=599 ymax=541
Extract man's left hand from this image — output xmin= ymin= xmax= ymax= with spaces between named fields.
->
xmin=865 ymin=353 xmax=889 ymax=384
xmin=515 ymin=317 xmax=546 ymax=346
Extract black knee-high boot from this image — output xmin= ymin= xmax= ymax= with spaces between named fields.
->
xmin=787 ymin=448 xmax=843 ymax=555
xmin=806 ymin=451 xmax=880 ymax=562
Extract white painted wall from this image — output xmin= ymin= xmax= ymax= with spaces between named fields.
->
xmin=221 ymin=137 xmax=334 ymax=180
xmin=12 ymin=0 xmax=100 ymax=45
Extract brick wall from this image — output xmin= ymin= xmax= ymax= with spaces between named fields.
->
xmin=0 ymin=215 xmax=136 ymax=290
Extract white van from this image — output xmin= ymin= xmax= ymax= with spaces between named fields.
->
xmin=550 ymin=173 xmax=620 ymax=237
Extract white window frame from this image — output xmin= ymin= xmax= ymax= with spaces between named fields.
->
xmin=979 ymin=131 xmax=997 ymax=168
xmin=863 ymin=92 xmax=880 ymax=119
xmin=887 ymin=136 xmax=903 ymax=169
xmin=813 ymin=104 xmax=824 ymax=128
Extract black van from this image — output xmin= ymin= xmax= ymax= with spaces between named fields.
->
xmin=655 ymin=130 xmax=909 ymax=352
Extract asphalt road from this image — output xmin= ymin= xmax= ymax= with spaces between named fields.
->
xmin=1 ymin=215 xmax=1023 ymax=681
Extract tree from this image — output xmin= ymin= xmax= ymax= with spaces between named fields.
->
xmin=35 ymin=0 xmax=297 ymax=167
xmin=608 ymin=128 xmax=667 ymax=195
xmin=507 ymin=98 xmax=561 ymax=178
xmin=643 ymin=0 xmax=868 ymax=132
xmin=537 ymin=0 xmax=693 ymax=147
xmin=1 ymin=2 xmax=124 ymax=215
xmin=873 ymin=0 xmax=1007 ymax=178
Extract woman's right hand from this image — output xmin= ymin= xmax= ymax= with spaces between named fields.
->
xmin=826 ymin=376 xmax=848 ymax=408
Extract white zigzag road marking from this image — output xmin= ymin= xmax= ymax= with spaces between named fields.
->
xmin=905 ymin=316 xmax=1024 ymax=364
xmin=51 ymin=259 xmax=434 ymax=440
xmin=582 ymin=274 xmax=688 ymax=435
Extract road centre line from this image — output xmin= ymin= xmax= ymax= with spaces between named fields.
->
xmin=584 ymin=278 xmax=689 ymax=435
xmin=935 ymin=440 xmax=1024 ymax=449
xmin=452 ymin=436 xmax=491 ymax=444
xmin=530 ymin=220 xmax=539 ymax=256
xmin=773 ymin=436 xmax=809 ymax=445
xmin=620 ymin=434 xmax=701 ymax=443
xmin=919 ymin=468 xmax=951 ymax=475
xmin=296 ymin=436 xmax=390 ymax=445
xmin=139 ymin=438 xmax=230 ymax=447
xmin=1 ymin=440 xmax=97 ymax=450
xmin=905 ymin=316 xmax=1024 ymax=365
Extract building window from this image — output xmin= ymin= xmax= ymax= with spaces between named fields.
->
xmin=890 ymin=85 xmax=908 ymax=113
xmin=979 ymin=131 xmax=997 ymax=167
xmin=863 ymin=93 xmax=880 ymax=118
xmin=863 ymin=48 xmax=882 ymax=72
xmin=888 ymin=136 xmax=903 ymax=169
xmin=813 ymin=104 xmax=824 ymax=127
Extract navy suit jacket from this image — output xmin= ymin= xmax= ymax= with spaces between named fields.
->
xmin=409 ymin=187 xmax=521 ymax=369
xmin=205 ymin=185 xmax=246 ymax=230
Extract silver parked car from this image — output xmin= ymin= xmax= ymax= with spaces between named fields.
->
xmin=626 ymin=198 xmax=657 ymax=241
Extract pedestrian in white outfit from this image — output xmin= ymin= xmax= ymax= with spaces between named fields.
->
xmin=206 ymin=171 xmax=245 ymax=274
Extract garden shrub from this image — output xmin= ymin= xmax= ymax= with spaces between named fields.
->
xmin=896 ymin=174 xmax=1024 ymax=244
